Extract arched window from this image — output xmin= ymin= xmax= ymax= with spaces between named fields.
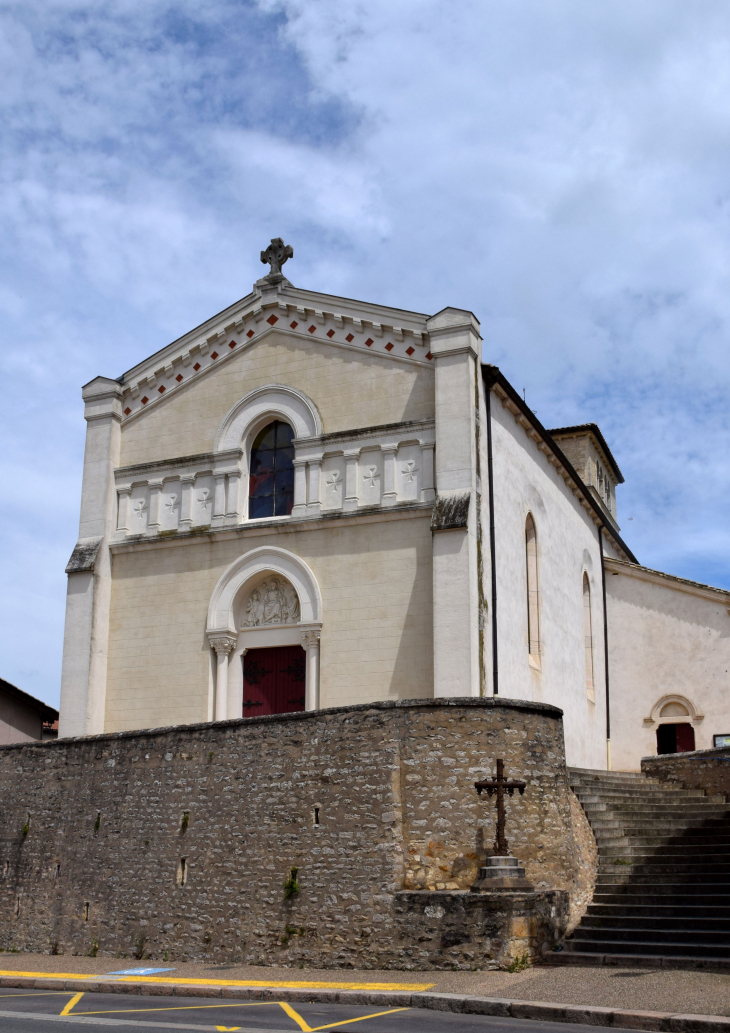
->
xmin=583 ymin=573 xmax=595 ymax=700
xmin=248 ymin=420 xmax=295 ymax=518
xmin=525 ymin=514 xmax=540 ymax=659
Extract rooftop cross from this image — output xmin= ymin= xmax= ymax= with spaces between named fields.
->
xmin=260 ymin=238 xmax=293 ymax=280
xmin=474 ymin=758 xmax=526 ymax=857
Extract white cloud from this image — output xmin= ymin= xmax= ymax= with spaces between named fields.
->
xmin=1 ymin=0 xmax=729 ymax=705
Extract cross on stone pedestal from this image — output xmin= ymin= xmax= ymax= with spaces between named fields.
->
xmin=475 ymin=757 xmax=526 ymax=856
xmin=471 ymin=759 xmax=533 ymax=893
xmin=260 ymin=238 xmax=293 ymax=280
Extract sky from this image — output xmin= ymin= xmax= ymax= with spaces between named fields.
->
xmin=2 ymin=0 xmax=730 ymax=708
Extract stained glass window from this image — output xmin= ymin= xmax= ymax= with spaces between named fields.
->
xmin=248 ymin=420 xmax=295 ymax=518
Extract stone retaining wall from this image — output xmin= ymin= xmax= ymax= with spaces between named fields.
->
xmin=0 ymin=698 xmax=578 ymax=968
xmin=642 ymin=746 xmax=730 ymax=801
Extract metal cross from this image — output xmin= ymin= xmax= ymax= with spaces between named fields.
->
xmin=260 ymin=237 xmax=293 ymax=278
xmin=474 ymin=758 xmax=526 ymax=857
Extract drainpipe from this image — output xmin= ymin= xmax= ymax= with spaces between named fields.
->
xmin=485 ymin=377 xmax=499 ymax=696
xmin=599 ymin=528 xmax=611 ymax=770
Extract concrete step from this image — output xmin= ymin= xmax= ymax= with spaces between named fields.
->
xmin=573 ymin=926 xmax=730 ymax=945
xmin=581 ymin=915 xmax=730 ymax=931
xmin=587 ymin=903 xmax=730 ymax=918
xmin=594 ymin=808 xmax=730 ymax=818
xmin=567 ymin=938 xmax=730 ymax=959
xmin=596 ymin=872 xmax=730 ymax=884
xmin=596 ymin=835 xmax=730 ymax=848
xmin=597 ymin=863 xmax=730 ymax=875
xmin=593 ymin=892 xmax=730 ymax=905
xmin=546 ymin=950 xmax=730 ymax=971
xmin=574 ymin=788 xmax=708 ymax=800
xmin=569 ymin=767 xmax=662 ymax=780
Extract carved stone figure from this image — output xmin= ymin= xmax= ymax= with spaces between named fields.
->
xmin=242 ymin=577 xmax=300 ymax=626
xmin=244 ymin=589 xmax=264 ymax=627
xmin=264 ymin=578 xmax=284 ymax=624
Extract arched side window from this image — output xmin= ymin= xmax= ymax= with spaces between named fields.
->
xmin=525 ymin=514 xmax=540 ymax=660
xmin=583 ymin=573 xmax=595 ymax=700
xmin=249 ymin=420 xmax=295 ymax=518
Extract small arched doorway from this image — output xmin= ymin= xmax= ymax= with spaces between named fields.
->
xmin=656 ymin=701 xmax=695 ymax=754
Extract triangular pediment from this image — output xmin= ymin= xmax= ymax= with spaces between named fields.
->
xmin=117 ymin=281 xmax=434 ymax=423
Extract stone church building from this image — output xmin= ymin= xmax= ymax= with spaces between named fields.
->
xmin=59 ymin=241 xmax=730 ymax=771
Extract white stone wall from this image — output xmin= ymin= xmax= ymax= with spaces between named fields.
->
xmin=119 ymin=333 xmax=434 ymax=468
xmin=606 ymin=560 xmax=730 ymax=771
xmin=104 ymin=512 xmax=434 ymax=732
xmin=487 ymin=394 xmax=609 ymax=770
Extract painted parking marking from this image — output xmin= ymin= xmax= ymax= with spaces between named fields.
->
xmin=0 ymin=970 xmax=432 ymax=992
xmin=65 ymin=1002 xmax=277 ymax=1017
xmin=57 ymin=994 xmax=411 ymax=1031
xmin=278 ymin=1003 xmax=410 ymax=1032
xmin=60 ymin=992 xmax=85 ymax=1016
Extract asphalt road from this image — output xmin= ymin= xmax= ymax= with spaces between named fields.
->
xmin=0 ymin=988 xmax=636 ymax=1033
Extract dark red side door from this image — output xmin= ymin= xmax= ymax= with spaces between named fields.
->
xmin=675 ymin=723 xmax=696 ymax=752
xmin=242 ymin=646 xmax=306 ymax=716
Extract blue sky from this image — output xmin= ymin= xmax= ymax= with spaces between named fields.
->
xmin=2 ymin=0 xmax=730 ymax=707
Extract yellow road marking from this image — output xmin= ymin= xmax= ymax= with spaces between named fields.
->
xmin=308 ymin=1008 xmax=410 ymax=1031
xmin=69 ymin=1002 xmax=274 ymax=1016
xmin=0 ymin=970 xmax=431 ymax=992
xmin=216 ymin=1027 xmax=241 ymax=1030
xmin=60 ymin=992 xmax=84 ymax=1016
xmin=279 ymin=1001 xmax=313 ymax=1031
xmin=277 ymin=1002 xmax=411 ymax=1033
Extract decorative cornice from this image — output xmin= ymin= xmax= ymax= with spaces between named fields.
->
xmin=299 ymin=416 xmax=435 ymax=449
xmin=115 ymin=286 xmax=435 ymax=426
xmin=116 ymin=448 xmax=243 ymax=481
xmin=109 ymin=500 xmax=434 ymax=555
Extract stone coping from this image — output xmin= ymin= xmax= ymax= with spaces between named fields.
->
xmin=642 ymin=746 xmax=730 ymax=763
xmin=1 ymin=974 xmax=729 ymax=1032
xmin=0 ymin=696 xmax=564 ymax=753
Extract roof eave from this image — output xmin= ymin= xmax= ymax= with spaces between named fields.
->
xmin=482 ymin=365 xmax=637 ymax=563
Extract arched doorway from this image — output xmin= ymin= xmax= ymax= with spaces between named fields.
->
xmin=206 ymin=546 xmax=322 ymax=721
xmin=656 ymin=700 xmax=696 ymax=754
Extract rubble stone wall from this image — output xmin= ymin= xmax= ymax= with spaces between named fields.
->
xmin=642 ymin=746 xmax=730 ymax=801
xmin=0 ymin=698 xmax=578 ymax=969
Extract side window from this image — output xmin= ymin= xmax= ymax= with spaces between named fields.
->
xmin=525 ymin=514 xmax=540 ymax=659
xmin=249 ymin=421 xmax=295 ymax=518
xmin=583 ymin=573 xmax=595 ymax=700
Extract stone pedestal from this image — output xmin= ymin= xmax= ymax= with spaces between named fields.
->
xmin=471 ymin=855 xmax=534 ymax=893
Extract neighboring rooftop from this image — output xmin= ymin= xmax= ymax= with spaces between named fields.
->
xmin=0 ymin=679 xmax=58 ymax=722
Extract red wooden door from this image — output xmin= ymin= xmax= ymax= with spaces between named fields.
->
xmin=242 ymin=646 xmax=306 ymax=716
xmin=675 ymin=723 xmax=696 ymax=752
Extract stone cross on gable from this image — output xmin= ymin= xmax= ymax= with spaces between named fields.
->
xmin=260 ymin=238 xmax=293 ymax=280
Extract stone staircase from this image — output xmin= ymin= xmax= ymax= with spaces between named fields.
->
xmin=562 ymin=766 xmax=730 ymax=966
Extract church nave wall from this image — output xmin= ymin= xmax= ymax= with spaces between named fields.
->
xmin=606 ymin=559 xmax=730 ymax=771
xmin=486 ymin=393 xmax=608 ymax=770
xmin=104 ymin=511 xmax=434 ymax=733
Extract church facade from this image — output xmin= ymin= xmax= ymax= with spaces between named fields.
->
xmin=59 ymin=241 xmax=730 ymax=770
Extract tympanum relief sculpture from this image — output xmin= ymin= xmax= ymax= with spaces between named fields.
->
xmin=242 ymin=577 xmax=301 ymax=627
